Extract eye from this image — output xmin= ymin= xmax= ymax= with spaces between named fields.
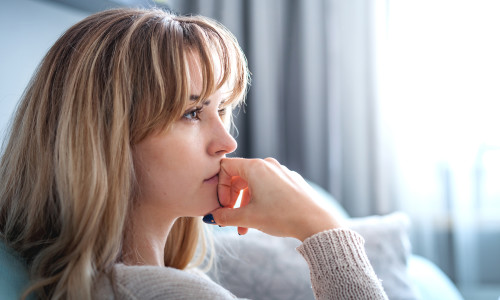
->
xmin=218 ymin=107 xmax=227 ymax=117
xmin=183 ymin=107 xmax=203 ymax=121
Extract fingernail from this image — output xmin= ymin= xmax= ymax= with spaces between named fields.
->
xmin=203 ymin=214 xmax=216 ymax=225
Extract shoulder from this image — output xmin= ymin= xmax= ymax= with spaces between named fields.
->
xmin=94 ymin=264 xmax=238 ymax=300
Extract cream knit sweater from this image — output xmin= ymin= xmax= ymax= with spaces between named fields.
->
xmin=93 ymin=229 xmax=388 ymax=299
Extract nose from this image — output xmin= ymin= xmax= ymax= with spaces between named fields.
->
xmin=208 ymin=118 xmax=237 ymax=156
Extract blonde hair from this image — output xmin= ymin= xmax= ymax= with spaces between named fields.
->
xmin=0 ymin=8 xmax=248 ymax=299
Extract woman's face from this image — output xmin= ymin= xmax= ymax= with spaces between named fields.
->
xmin=132 ymin=56 xmax=237 ymax=218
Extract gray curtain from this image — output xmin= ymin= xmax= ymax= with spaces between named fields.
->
xmin=171 ymin=0 xmax=386 ymax=217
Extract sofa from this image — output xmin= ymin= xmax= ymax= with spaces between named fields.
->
xmin=0 ymin=182 xmax=464 ymax=299
xmin=208 ymin=182 xmax=465 ymax=300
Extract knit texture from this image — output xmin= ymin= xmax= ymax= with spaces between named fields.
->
xmin=297 ymin=228 xmax=388 ymax=300
xmin=93 ymin=229 xmax=388 ymax=299
xmin=94 ymin=265 xmax=240 ymax=300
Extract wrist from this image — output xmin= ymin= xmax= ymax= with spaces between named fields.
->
xmin=296 ymin=217 xmax=343 ymax=242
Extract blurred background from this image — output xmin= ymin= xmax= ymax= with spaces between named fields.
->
xmin=1 ymin=0 xmax=499 ymax=299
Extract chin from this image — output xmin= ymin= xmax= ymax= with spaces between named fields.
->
xmin=199 ymin=187 xmax=221 ymax=212
xmin=186 ymin=201 xmax=221 ymax=217
xmin=200 ymin=196 xmax=221 ymax=215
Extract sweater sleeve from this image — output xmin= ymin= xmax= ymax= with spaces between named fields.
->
xmin=297 ymin=228 xmax=388 ymax=300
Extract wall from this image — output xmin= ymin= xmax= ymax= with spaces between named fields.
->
xmin=0 ymin=0 xmax=88 ymax=142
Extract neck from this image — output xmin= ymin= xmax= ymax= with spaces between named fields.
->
xmin=122 ymin=203 xmax=176 ymax=266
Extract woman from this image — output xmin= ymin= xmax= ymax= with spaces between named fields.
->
xmin=0 ymin=8 xmax=387 ymax=299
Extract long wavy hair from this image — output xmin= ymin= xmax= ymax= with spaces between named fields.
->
xmin=0 ymin=8 xmax=248 ymax=299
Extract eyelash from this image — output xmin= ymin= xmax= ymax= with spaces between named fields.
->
xmin=182 ymin=107 xmax=227 ymax=121
xmin=218 ymin=107 xmax=227 ymax=117
xmin=183 ymin=107 xmax=203 ymax=121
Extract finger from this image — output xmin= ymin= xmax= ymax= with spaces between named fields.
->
xmin=237 ymin=227 xmax=249 ymax=235
xmin=288 ymin=170 xmax=305 ymax=184
xmin=236 ymin=188 xmax=251 ymax=235
xmin=281 ymin=165 xmax=307 ymax=185
xmin=230 ymin=176 xmax=247 ymax=207
xmin=210 ymin=206 xmax=251 ymax=228
xmin=219 ymin=158 xmax=252 ymax=185
xmin=239 ymin=187 xmax=251 ymax=208
xmin=264 ymin=157 xmax=281 ymax=167
xmin=218 ymin=158 xmax=252 ymax=207
xmin=218 ymin=175 xmax=247 ymax=207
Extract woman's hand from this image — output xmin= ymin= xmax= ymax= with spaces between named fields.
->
xmin=206 ymin=158 xmax=344 ymax=241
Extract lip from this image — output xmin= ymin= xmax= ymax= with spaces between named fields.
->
xmin=204 ymin=174 xmax=219 ymax=184
xmin=204 ymin=171 xmax=219 ymax=184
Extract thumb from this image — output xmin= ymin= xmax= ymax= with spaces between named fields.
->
xmin=205 ymin=206 xmax=250 ymax=227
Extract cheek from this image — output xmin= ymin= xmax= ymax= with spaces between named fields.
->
xmin=135 ymin=149 xmax=191 ymax=200
xmin=133 ymin=124 xmax=224 ymax=216
xmin=134 ymin=143 xmax=219 ymax=216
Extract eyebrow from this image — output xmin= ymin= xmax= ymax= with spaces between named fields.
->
xmin=190 ymin=95 xmax=210 ymax=106
xmin=190 ymin=95 xmax=227 ymax=107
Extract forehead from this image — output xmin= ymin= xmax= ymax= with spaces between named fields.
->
xmin=186 ymin=49 xmax=225 ymax=99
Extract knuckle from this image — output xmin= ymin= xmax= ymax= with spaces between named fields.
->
xmin=247 ymin=158 xmax=263 ymax=171
xmin=250 ymin=158 xmax=262 ymax=166
xmin=264 ymin=157 xmax=280 ymax=165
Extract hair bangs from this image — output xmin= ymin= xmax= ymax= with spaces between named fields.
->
xmin=183 ymin=16 xmax=249 ymax=110
xmin=129 ymin=12 xmax=249 ymax=143
xmin=128 ymin=13 xmax=188 ymax=144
